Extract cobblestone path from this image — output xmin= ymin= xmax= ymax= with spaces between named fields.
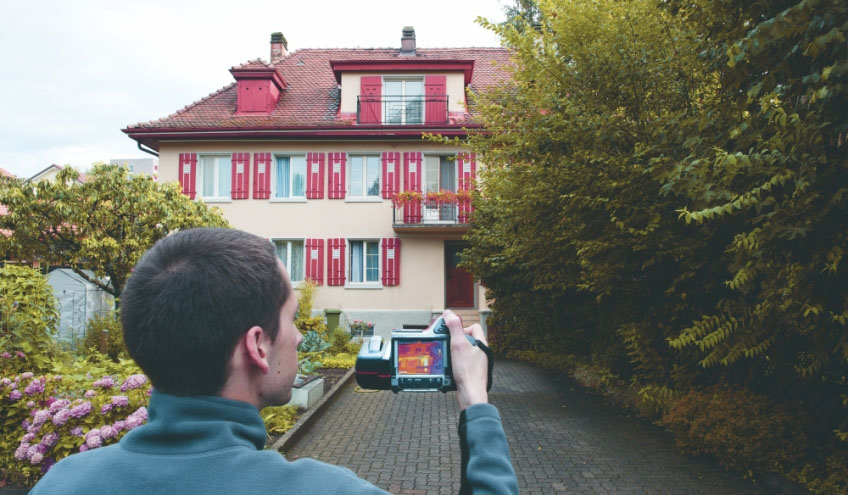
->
xmin=286 ymin=360 xmax=763 ymax=494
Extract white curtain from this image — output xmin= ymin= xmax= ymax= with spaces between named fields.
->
xmin=218 ymin=157 xmax=231 ymax=197
xmin=276 ymin=157 xmax=289 ymax=198
xmin=350 ymin=242 xmax=363 ymax=282
xmin=291 ymin=241 xmax=304 ymax=281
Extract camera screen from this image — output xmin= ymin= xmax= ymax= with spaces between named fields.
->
xmin=396 ymin=340 xmax=446 ymax=376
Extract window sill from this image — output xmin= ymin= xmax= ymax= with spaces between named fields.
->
xmin=199 ymin=198 xmax=232 ymax=204
xmin=269 ymin=198 xmax=308 ymax=203
xmin=345 ymin=283 xmax=382 ymax=290
xmin=345 ymin=197 xmax=383 ymax=203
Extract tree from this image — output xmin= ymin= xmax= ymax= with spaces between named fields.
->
xmin=0 ymin=164 xmax=230 ymax=299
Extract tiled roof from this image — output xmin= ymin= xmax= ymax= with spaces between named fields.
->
xmin=127 ymin=47 xmax=512 ymax=130
xmin=0 ymin=168 xmax=15 ymax=178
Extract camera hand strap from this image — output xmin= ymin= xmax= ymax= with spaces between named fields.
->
xmin=465 ymin=335 xmax=495 ymax=392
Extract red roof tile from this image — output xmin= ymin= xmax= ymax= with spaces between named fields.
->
xmin=127 ymin=48 xmax=512 ymax=130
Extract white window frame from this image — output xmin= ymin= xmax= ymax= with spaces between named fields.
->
xmin=197 ymin=154 xmax=232 ymax=202
xmin=346 ymin=239 xmax=381 ymax=288
xmin=422 ymin=154 xmax=458 ymax=223
xmin=347 ymin=154 xmax=382 ymax=202
xmin=383 ymin=76 xmax=424 ymax=125
xmin=273 ymin=239 xmax=306 ymax=286
xmin=270 ymin=154 xmax=307 ymax=202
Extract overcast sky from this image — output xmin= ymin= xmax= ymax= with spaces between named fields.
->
xmin=0 ymin=0 xmax=507 ymax=179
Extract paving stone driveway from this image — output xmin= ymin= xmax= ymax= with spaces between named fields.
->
xmin=285 ymin=360 xmax=763 ymax=494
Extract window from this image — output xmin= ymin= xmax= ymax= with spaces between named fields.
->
xmin=349 ymin=155 xmax=380 ymax=197
xmin=384 ymin=79 xmax=423 ymax=124
xmin=273 ymin=156 xmax=306 ymax=199
xmin=198 ymin=155 xmax=231 ymax=199
xmin=349 ymin=240 xmax=379 ymax=283
xmin=274 ymin=240 xmax=304 ymax=283
xmin=424 ymin=156 xmax=457 ymax=221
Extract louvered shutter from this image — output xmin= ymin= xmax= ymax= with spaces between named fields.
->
xmin=328 ymin=152 xmax=347 ymax=199
xmin=381 ymin=152 xmax=400 ymax=199
xmin=305 ymin=238 xmax=324 ymax=285
xmin=306 ymin=153 xmax=325 ymax=199
xmin=424 ymin=75 xmax=447 ymax=125
xmin=178 ymin=153 xmax=197 ymax=199
xmin=381 ymin=238 xmax=401 ymax=286
xmin=253 ymin=153 xmax=271 ymax=199
xmin=360 ymin=76 xmax=382 ymax=124
xmin=403 ymin=152 xmax=422 ymax=223
xmin=230 ymin=153 xmax=250 ymax=199
xmin=327 ymin=238 xmax=346 ymax=286
xmin=457 ymin=152 xmax=477 ymax=223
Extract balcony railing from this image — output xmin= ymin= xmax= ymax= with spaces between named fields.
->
xmin=357 ymin=95 xmax=449 ymax=125
xmin=391 ymin=195 xmax=472 ymax=234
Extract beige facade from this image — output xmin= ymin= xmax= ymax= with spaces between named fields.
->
xmin=159 ymin=141 xmax=490 ymax=320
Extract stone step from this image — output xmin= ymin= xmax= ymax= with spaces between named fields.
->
xmin=447 ymin=308 xmax=480 ymax=327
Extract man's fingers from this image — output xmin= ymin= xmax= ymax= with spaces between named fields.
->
xmin=466 ymin=323 xmax=487 ymax=345
xmin=443 ymin=310 xmax=467 ymax=341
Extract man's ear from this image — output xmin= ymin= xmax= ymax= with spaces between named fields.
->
xmin=242 ymin=326 xmax=270 ymax=374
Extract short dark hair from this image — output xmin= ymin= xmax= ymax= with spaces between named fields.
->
xmin=120 ymin=228 xmax=289 ymax=396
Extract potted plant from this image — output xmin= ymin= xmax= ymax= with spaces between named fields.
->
xmin=349 ymin=320 xmax=374 ymax=341
xmin=291 ymin=330 xmax=329 ymax=409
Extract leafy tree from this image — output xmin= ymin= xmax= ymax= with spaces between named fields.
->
xmin=0 ymin=265 xmax=59 ymax=373
xmin=0 ymin=164 xmax=230 ymax=299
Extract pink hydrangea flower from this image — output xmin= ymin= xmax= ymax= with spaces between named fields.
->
xmin=52 ymin=408 xmax=71 ymax=426
xmin=84 ymin=390 xmax=96 ymax=398
xmin=70 ymin=401 xmax=92 ymax=419
xmin=1 ymin=351 xmax=10 ymax=358
xmin=70 ymin=426 xmax=83 ymax=436
xmin=26 ymin=401 xmax=35 ymax=408
xmin=14 ymin=443 xmax=29 ymax=460
xmin=79 ymin=444 xmax=88 ymax=453
xmin=16 ymin=351 xmax=26 ymax=359
xmin=99 ymin=425 xmax=115 ymax=439
xmin=111 ymin=395 xmax=129 ymax=407
xmin=9 ymin=389 xmax=22 ymax=400
xmin=93 ymin=376 xmax=114 ymax=389
xmin=27 ymin=423 xmax=42 ymax=434
xmin=32 ymin=409 xmax=49 ymax=426
xmin=1 ymin=377 xmax=11 ymax=385
xmin=49 ymin=399 xmax=70 ymax=413
xmin=120 ymin=374 xmax=148 ymax=392
xmin=21 ymin=372 xmax=34 ymax=379
xmin=22 ymin=432 xmax=35 ymax=443
xmin=52 ymin=375 xmax=62 ymax=381
xmin=84 ymin=431 xmax=102 ymax=449
xmin=30 ymin=452 xmax=44 ymax=465
xmin=112 ymin=420 xmax=126 ymax=432
xmin=101 ymin=403 xmax=113 ymax=414
xmin=41 ymin=432 xmax=59 ymax=447
xmin=24 ymin=380 xmax=45 ymax=396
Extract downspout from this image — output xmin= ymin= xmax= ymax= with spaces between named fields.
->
xmin=137 ymin=141 xmax=159 ymax=157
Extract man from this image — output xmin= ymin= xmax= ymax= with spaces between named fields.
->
xmin=33 ymin=228 xmax=517 ymax=494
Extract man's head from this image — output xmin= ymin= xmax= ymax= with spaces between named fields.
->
xmin=121 ymin=228 xmax=290 ymax=397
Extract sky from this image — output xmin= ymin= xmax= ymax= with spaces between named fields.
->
xmin=0 ymin=0 xmax=508 ymax=179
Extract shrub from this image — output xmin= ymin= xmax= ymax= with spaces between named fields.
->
xmin=294 ymin=280 xmax=326 ymax=335
xmin=0 ymin=265 xmax=59 ymax=375
xmin=81 ymin=312 xmax=127 ymax=361
xmin=260 ymin=405 xmax=299 ymax=438
xmin=661 ymin=386 xmax=810 ymax=478
xmin=327 ymin=327 xmax=352 ymax=355
xmin=1 ymin=355 xmax=148 ymax=486
xmin=321 ymin=353 xmax=356 ymax=369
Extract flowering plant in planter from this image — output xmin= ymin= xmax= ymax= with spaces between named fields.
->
xmin=424 ymin=190 xmax=458 ymax=207
xmin=349 ymin=320 xmax=374 ymax=340
xmin=390 ymin=191 xmax=423 ymax=208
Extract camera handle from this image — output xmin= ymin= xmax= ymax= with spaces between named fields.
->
xmin=463 ymin=334 xmax=494 ymax=392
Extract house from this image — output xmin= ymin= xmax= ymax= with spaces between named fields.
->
xmin=123 ymin=28 xmax=511 ymax=337
xmin=109 ymin=158 xmax=159 ymax=180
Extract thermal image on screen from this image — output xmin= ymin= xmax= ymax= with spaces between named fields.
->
xmin=397 ymin=340 xmax=445 ymax=375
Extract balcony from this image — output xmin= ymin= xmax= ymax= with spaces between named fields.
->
xmin=391 ymin=193 xmax=472 ymax=236
xmin=357 ymin=95 xmax=449 ymax=125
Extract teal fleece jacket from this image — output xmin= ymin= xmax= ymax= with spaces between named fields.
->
xmin=32 ymin=391 xmax=518 ymax=494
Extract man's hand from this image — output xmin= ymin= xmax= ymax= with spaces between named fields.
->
xmin=444 ymin=310 xmax=489 ymax=410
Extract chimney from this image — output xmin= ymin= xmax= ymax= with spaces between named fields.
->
xmin=270 ymin=32 xmax=288 ymax=63
xmin=400 ymin=26 xmax=416 ymax=56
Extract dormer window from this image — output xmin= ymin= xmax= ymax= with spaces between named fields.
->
xmin=384 ymin=79 xmax=423 ymax=124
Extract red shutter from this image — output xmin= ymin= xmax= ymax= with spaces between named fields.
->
xmin=403 ymin=152 xmax=422 ymax=223
xmin=327 ymin=152 xmax=347 ymax=199
xmin=306 ymin=152 xmax=325 ymax=199
xmin=424 ymin=75 xmax=447 ymax=125
xmin=305 ymin=238 xmax=324 ymax=285
xmin=178 ymin=153 xmax=197 ymax=199
xmin=458 ymin=152 xmax=477 ymax=223
xmin=253 ymin=153 xmax=271 ymax=199
xmin=230 ymin=153 xmax=250 ymax=199
xmin=360 ymin=76 xmax=382 ymax=124
xmin=381 ymin=152 xmax=400 ymax=199
xmin=327 ymin=238 xmax=346 ymax=286
xmin=381 ymin=238 xmax=401 ymax=286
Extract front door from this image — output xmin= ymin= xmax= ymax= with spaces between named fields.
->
xmin=445 ymin=244 xmax=474 ymax=308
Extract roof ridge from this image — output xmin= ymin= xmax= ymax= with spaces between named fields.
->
xmin=231 ymin=58 xmax=273 ymax=70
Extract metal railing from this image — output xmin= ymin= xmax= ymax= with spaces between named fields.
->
xmin=357 ymin=95 xmax=449 ymax=125
xmin=392 ymin=200 xmax=466 ymax=225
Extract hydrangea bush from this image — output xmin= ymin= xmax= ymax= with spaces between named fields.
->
xmin=1 ymin=366 xmax=150 ymax=486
